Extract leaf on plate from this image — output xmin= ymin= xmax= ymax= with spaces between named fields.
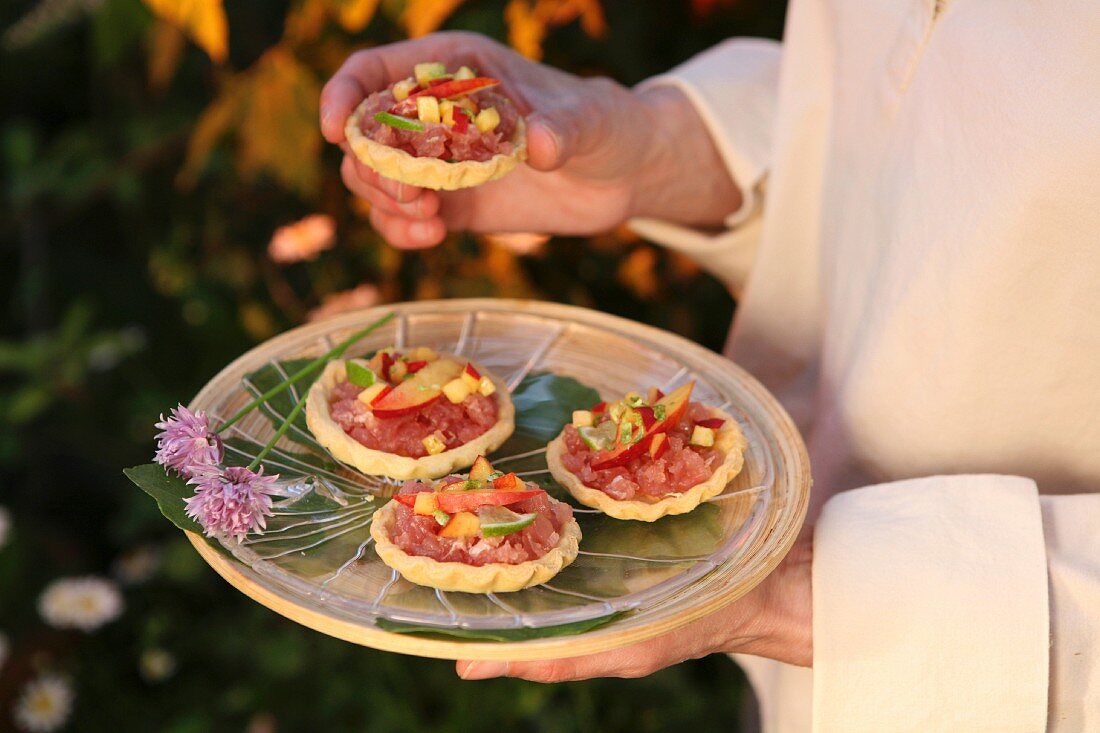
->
xmin=123 ymin=463 xmax=234 ymax=558
xmin=375 ymin=610 xmax=626 ymax=642
xmin=578 ymin=502 xmax=727 ymax=558
xmin=511 ymin=371 xmax=601 ymax=440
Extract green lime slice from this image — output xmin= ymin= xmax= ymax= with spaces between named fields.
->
xmin=346 ymin=361 xmax=377 ymax=387
xmin=478 ymin=506 xmax=538 ymax=538
xmin=374 ymin=111 xmax=425 ymax=132
xmin=578 ymin=422 xmax=616 ymax=451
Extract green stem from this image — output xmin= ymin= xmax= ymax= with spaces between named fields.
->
xmin=215 ymin=311 xmax=395 ymax=433
xmin=248 ymin=389 xmax=308 ymax=471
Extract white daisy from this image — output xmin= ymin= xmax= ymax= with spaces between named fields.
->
xmin=13 ymin=674 xmax=73 ymax=732
xmin=0 ymin=506 xmax=10 ymax=549
xmin=38 ymin=577 xmax=123 ymax=632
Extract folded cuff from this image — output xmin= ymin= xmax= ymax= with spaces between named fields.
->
xmin=813 ymin=474 xmax=1050 ymax=732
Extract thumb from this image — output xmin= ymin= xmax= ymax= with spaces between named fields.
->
xmin=524 ymin=105 xmax=603 ymax=172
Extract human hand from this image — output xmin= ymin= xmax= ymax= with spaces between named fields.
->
xmin=456 ymin=533 xmax=812 ymax=682
xmin=321 ymin=32 xmax=742 ymax=248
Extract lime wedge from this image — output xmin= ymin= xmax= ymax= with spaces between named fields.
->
xmin=578 ymin=422 xmax=616 ymax=451
xmin=477 ymin=506 xmax=538 ymax=537
xmin=346 ymin=361 xmax=377 ymax=387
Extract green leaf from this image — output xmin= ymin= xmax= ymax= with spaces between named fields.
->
xmin=511 ymin=371 xmax=600 ymax=440
xmin=123 ymin=463 xmax=234 ymax=559
xmin=375 ymin=611 xmax=627 ymax=642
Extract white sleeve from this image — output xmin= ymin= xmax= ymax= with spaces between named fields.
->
xmin=627 ymin=38 xmax=781 ymax=295
xmin=812 ymin=475 xmax=1100 ymax=732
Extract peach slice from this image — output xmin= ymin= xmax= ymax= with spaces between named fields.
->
xmin=591 ymin=382 xmax=695 ymax=469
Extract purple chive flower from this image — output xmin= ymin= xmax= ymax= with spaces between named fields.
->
xmin=184 ymin=466 xmax=278 ymax=542
xmin=154 ymin=405 xmax=223 ymax=477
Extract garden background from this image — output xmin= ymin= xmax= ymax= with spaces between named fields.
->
xmin=1 ymin=1 xmax=786 ymax=730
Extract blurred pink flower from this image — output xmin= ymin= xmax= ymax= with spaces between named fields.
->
xmin=308 ymin=284 xmax=380 ymax=322
xmin=154 ymin=405 xmax=223 ymax=478
xmin=185 ymin=466 xmax=278 ymax=542
xmin=268 ymin=214 xmax=336 ymax=264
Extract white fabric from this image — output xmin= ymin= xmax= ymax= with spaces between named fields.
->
xmin=628 ymin=0 xmax=1100 ymax=729
xmin=813 ymin=476 xmax=1049 ymax=732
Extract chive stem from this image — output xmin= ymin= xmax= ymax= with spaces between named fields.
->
xmin=215 ymin=311 xmax=395 ymax=433
xmin=248 ymin=390 xmax=308 ymax=470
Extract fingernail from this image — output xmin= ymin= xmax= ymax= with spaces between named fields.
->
xmin=459 ymin=661 xmax=509 ymax=680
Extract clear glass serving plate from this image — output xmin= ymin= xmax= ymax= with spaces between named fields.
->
xmin=186 ymin=299 xmax=810 ymax=660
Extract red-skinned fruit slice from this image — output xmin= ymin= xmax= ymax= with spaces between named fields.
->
xmin=638 ymin=406 xmax=657 ymax=430
xmin=371 ymin=382 xmax=441 ymax=418
xmin=591 ymin=402 xmax=607 ymax=414
xmin=405 ymin=360 xmax=428 ymax=374
xmin=647 ymin=387 xmax=665 ymax=403
xmin=696 ymin=417 xmax=725 ymax=429
xmin=395 ymin=489 xmax=541 ymax=513
xmin=463 ymin=362 xmax=481 ymax=381
xmin=370 ymin=384 xmax=393 ymax=406
xmin=591 ymin=382 xmax=695 ymax=469
xmin=409 ymin=77 xmax=500 ymax=100
xmin=468 ymin=455 xmax=494 ymax=482
xmin=380 ymin=352 xmax=395 ymax=382
xmin=648 ymin=432 xmax=669 ymax=460
xmin=453 ymin=107 xmax=470 ymax=133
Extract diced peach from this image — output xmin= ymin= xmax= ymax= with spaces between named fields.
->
xmin=390 ymin=360 xmax=408 ymax=381
xmin=475 ymin=106 xmax=500 ymax=132
xmin=572 ymin=410 xmax=594 ymax=428
xmin=477 ymin=376 xmax=496 ymax=396
xmin=649 ymin=432 xmax=669 ymax=460
xmin=393 ymin=78 xmax=418 ymax=102
xmin=417 ymin=95 xmax=441 ymax=124
xmin=439 ymin=511 xmax=480 ymax=539
xmin=407 ymin=346 xmax=438 ymax=362
xmin=413 ymin=492 xmax=438 ymax=515
xmin=492 ymin=472 xmax=522 ymax=491
xmin=461 ymin=362 xmax=481 ymax=390
xmin=647 ymin=387 xmax=665 ymax=404
xmin=469 ymin=455 xmax=494 ymax=482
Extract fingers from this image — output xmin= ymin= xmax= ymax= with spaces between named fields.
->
xmin=340 ymin=155 xmax=431 ymax=208
xmin=524 ymin=78 xmax=622 ymax=171
xmin=368 ymin=208 xmax=447 ymax=249
xmin=456 ymin=637 xmax=677 ymax=683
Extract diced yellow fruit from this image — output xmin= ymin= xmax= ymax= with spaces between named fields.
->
xmin=422 ymin=434 xmax=447 ymax=455
xmin=443 ymin=378 xmax=472 ymax=404
xmin=408 ymin=346 xmax=437 ymax=361
xmin=356 ymin=382 xmax=388 ymax=406
xmin=454 ymin=65 xmax=476 ymax=80
xmin=390 ymin=360 xmax=408 ymax=381
xmin=469 ymin=455 xmax=494 ymax=482
xmin=460 ymin=371 xmax=480 ymax=391
xmin=393 ymin=78 xmax=418 ymax=102
xmin=477 ymin=376 xmax=496 ymax=396
xmin=440 ymin=99 xmax=456 ymax=127
xmin=474 ymin=107 xmax=500 ymax=133
xmin=413 ymin=492 xmax=438 ymax=515
xmin=414 ymin=62 xmax=447 ymax=86
xmin=689 ymin=425 xmax=716 ymax=448
xmin=417 ymin=96 xmax=441 ymax=124
xmin=439 ymin=511 xmax=480 ymax=539
xmin=572 ymin=410 xmax=595 ymax=428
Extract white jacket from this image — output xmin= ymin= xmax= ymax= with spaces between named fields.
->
xmin=630 ymin=0 xmax=1100 ymax=730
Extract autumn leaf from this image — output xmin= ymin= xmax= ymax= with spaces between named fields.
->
xmin=505 ymin=0 xmax=606 ymax=60
xmin=178 ymin=48 xmax=322 ymax=197
xmin=146 ymin=20 xmax=187 ymax=91
xmin=401 ymin=0 xmax=466 ymax=37
xmin=333 ymin=0 xmax=381 ymax=32
xmin=142 ymin=0 xmax=228 ymax=64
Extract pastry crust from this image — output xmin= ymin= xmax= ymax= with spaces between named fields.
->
xmin=305 ymin=355 xmax=515 ymax=480
xmin=546 ymin=405 xmax=747 ymax=522
xmin=370 ymin=499 xmax=582 ymax=593
xmin=345 ymin=99 xmax=527 ymax=191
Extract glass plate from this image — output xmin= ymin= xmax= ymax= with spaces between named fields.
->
xmin=186 ymin=299 xmax=810 ymax=660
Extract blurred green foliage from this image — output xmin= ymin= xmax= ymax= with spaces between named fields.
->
xmin=1 ymin=0 xmax=784 ymax=729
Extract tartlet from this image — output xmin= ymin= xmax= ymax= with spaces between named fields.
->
xmin=345 ymin=61 xmax=527 ymax=190
xmin=306 ymin=347 xmax=514 ymax=480
xmin=370 ymin=457 xmax=581 ymax=593
xmin=546 ymin=383 xmax=747 ymax=522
